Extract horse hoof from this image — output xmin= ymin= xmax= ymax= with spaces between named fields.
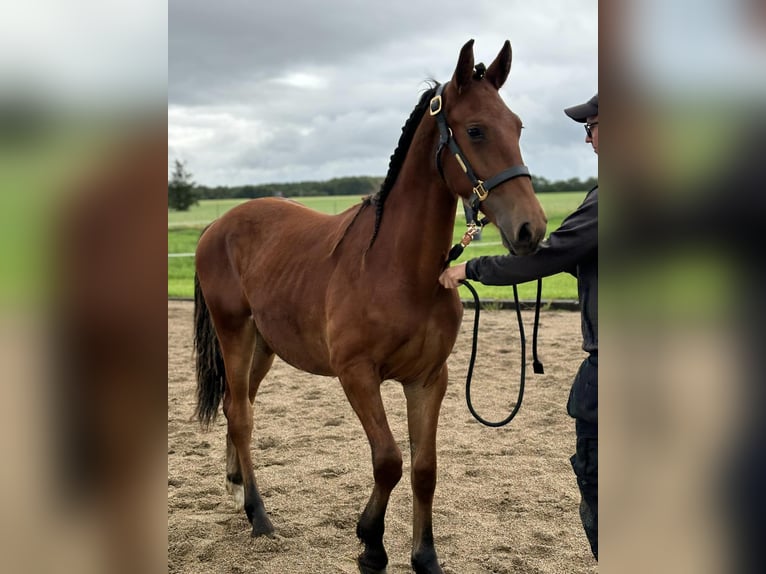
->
xmin=412 ymin=563 xmax=444 ymax=574
xmin=357 ymin=550 xmax=388 ymax=574
xmin=250 ymin=524 xmax=275 ymax=538
xmin=357 ymin=561 xmax=387 ymax=574
xmin=250 ymin=513 xmax=275 ymax=538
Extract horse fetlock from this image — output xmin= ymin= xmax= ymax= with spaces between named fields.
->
xmin=411 ymin=547 xmax=443 ymax=574
xmin=356 ymin=510 xmax=384 ymax=545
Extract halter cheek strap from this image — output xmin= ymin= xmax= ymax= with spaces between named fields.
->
xmin=430 ymin=81 xmax=531 ymax=220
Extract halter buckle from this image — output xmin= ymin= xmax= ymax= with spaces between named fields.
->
xmin=429 ymin=95 xmax=442 ymax=116
xmin=472 ymin=180 xmax=488 ymax=201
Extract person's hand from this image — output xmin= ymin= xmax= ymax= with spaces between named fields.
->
xmin=439 ymin=263 xmax=467 ymax=289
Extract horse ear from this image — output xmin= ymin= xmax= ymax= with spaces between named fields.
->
xmin=485 ymin=40 xmax=512 ymax=90
xmin=452 ymin=39 xmax=475 ymax=94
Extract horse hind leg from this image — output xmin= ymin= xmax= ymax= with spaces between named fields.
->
xmin=217 ymin=317 xmax=275 ymax=537
xmin=338 ymin=363 xmax=403 ymax=574
xmin=224 ymin=329 xmax=274 ymax=513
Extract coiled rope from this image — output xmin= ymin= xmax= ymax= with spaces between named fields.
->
xmin=445 ymin=223 xmax=544 ymax=427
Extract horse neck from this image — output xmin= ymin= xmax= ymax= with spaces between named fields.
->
xmin=374 ymin=126 xmax=458 ymax=273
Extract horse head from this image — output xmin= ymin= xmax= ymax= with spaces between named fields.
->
xmin=433 ymin=39 xmax=547 ymax=255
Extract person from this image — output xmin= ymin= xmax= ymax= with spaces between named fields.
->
xmin=438 ymin=93 xmax=599 ymax=560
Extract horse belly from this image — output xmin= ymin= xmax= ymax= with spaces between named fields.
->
xmin=249 ymin=296 xmax=335 ymax=377
xmin=266 ymin=331 xmax=334 ymax=377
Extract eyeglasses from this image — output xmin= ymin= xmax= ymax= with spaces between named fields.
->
xmin=585 ymin=122 xmax=599 ymax=138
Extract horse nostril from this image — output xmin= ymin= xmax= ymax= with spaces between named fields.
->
xmin=517 ymin=222 xmax=533 ymax=244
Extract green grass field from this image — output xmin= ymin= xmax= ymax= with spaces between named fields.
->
xmin=168 ymin=192 xmax=585 ymax=300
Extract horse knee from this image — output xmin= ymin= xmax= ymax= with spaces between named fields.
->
xmin=373 ymin=446 xmax=402 ymax=489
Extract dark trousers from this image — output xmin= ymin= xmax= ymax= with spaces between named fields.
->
xmin=567 ymin=354 xmax=598 ymax=560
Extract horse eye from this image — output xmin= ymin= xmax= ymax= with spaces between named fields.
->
xmin=467 ymin=126 xmax=483 ymax=140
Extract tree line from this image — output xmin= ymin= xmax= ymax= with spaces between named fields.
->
xmin=169 ymin=160 xmax=596 ymax=211
xmin=196 ymin=175 xmax=384 ymax=201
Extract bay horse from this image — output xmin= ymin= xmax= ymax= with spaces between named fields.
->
xmin=193 ymin=39 xmax=547 ymax=574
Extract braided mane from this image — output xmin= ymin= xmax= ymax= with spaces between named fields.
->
xmin=362 ymin=83 xmax=439 ymax=247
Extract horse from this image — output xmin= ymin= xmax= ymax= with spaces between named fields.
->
xmin=193 ymin=39 xmax=547 ymax=574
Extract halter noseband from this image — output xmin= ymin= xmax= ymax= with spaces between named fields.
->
xmin=429 ymin=81 xmax=531 ymax=221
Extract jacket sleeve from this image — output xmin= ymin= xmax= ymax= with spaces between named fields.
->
xmin=465 ymin=189 xmax=598 ymax=285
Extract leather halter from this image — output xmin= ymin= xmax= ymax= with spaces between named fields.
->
xmin=429 ymin=81 xmax=531 ymax=221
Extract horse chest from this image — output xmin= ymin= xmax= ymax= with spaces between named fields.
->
xmin=396 ymin=307 xmax=462 ymax=379
xmin=329 ymin=292 xmax=462 ymax=382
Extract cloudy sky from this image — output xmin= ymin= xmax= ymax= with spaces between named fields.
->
xmin=169 ymin=0 xmax=598 ymax=186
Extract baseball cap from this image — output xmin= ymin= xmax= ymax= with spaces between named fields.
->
xmin=564 ymin=93 xmax=598 ymax=123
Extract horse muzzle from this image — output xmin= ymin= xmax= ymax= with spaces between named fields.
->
xmin=498 ymin=218 xmax=545 ymax=256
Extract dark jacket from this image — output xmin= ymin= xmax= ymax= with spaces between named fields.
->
xmin=465 ymin=186 xmax=598 ymax=354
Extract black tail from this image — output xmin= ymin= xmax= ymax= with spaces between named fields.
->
xmin=193 ymin=272 xmax=226 ymax=428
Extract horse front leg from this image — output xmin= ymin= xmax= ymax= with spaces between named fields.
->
xmin=338 ymin=363 xmax=402 ymax=574
xmin=403 ymin=366 xmax=448 ymax=574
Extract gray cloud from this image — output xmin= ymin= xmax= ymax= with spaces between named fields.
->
xmin=169 ymin=0 xmax=598 ymax=185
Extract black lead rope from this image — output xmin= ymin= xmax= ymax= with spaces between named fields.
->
xmin=532 ymin=278 xmax=545 ymax=375
xmin=445 ymin=228 xmax=544 ymax=427
xmin=461 ymin=279 xmax=525 ymax=427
